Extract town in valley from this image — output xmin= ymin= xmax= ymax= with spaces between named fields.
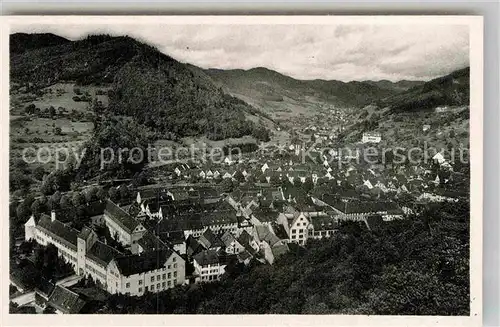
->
xmin=9 ymin=24 xmax=471 ymax=315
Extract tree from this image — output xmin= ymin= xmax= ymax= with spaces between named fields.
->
xmin=96 ymin=187 xmax=107 ymax=201
xmin=49 ymin=191 xmax=62 ymax=210
xmin=72 ymin=192 xmax=85 ymax=206
xmin=221 ymin=179 xmax=234 ymax=193
xmin=53 ymin=127 xmax=62 ymax=135
xmin=49 ymin=106 xmax=56 ymax=118
xmin=16 ymin=202 xmax=31 ymax=221
xmin=119 ymin=185 xmax=130 ymax=201
xmin=108 ymin=187 xmax=119 ymax=202
xmin=60 ymin=195 xmax=71 ymax=209
xmin=30 ymin=199 xmax=43 ymax=216
xmin=233 ymin=170 xmax=245 ymax=184
xmin=24 ymin=103 xmax=36 ymax=115
xmin=10 ymin=170 xmax=32 ymax=191
xmin=33 ymin=166 xmax=46 ymax=180
xmin=85 ymin=187 xmax=98 ymax=203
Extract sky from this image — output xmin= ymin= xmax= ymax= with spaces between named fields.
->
xmin=12 ymin=24 xmax=470 ymax=82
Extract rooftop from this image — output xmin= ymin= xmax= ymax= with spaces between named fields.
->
xmin=104 ymin=200 xmax=140 ymax=233
xmin=114 ymin=249 xmax=175 ymax=277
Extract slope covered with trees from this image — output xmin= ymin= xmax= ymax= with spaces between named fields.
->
xmin=380 ymin=67 xmax=470 ymax=113
xmin=10 ymin=32 xmax=70 ymax=54
xmin=10 ymin=34 xmax=271 ymax=141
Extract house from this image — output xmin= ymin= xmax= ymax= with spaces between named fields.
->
xmin=220 ymin=231 xmax=245 ymax=254
xmin=47 ymin=285 xmax=86 ymax=314
xmin=198 ymin=228 xmax=224 ymax=251
xmin=251 ymin=224 xmax=287 ymax=264
xmin=193 ymin=249 xmax=227 ymax=283
xmin=186 ymin=235 xmax=204 ymax=257
xmin=154 ymin=201 xmax=239 ymax=239
xmin=277 ymin=211 xmax=311 ymax=245
xmin=104 ymin=200 xmax=147 ymax=248
xmin=261 ymin=162 xmax=269 ymax=173
xmin=237 ymin=230 xmax=259 ymax=254
xmin=25 ymin=212 xmax=123 ymax=286
xmin=307 ymin=214 xmax=338 ymax=239
xmin=106 ymin=249 xmax=185 ymax=296
xmin=361 ymin=132 xmax=381 ymax=143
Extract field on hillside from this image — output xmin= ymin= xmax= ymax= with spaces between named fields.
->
xmin=230 ymin=91 xmax=330 ymax=120
xmin=9 ymin=83 xmax=105 ymax=172
xmin=10 ymin=82 xmax=110 ymax=115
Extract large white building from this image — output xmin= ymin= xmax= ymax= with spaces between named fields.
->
xmin=193 ymin=249 xmax=228 ymax=283
xmin=107 ymin=249 xmax=185 ymax=296
xmin=103 ymin=200 xmax=147 ymax=252
xmin=276 ymin=206 xmax=338 ymax=245
xmin=25 ymin=202 xmax=187 ymax=296
xmin=25 ymin=212 xmax=122 ymax=286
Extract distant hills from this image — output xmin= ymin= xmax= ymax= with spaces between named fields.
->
xmin=204 ymin=67 xmax=424 ymax=110
xmin=363 ymin=80 xmax=425 ymax=93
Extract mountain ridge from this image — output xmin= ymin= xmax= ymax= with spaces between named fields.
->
xmin=10 ymin=33 xmax=273 ymax=142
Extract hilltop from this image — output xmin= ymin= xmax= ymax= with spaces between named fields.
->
xmin=10 ymin=33 xmax=71 ymax=54
xmin=10 ymin=34 xmax=273 ymax=142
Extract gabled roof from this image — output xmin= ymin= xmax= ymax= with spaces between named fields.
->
xmin=237 ymin=230 xmax=252 ymax=245
xmin=198 ymin=228 xmax=224 ymax=249
xmin=186 ymin=235 xmax=204 ymax=255
xmin=37 ymin=214 xmax=78 ymax=248
xmin=310 ymin=215 xmax=338 ymax=231
xmin=193 ymin=249 xmax=221 ymax=266
xmin=77 ymin=226 xmax=93 ymax=240
xmin=254 ymin=225 xmax=281 ymax=246
xmin=137 ymin=231 xmax=168 ymax=252
xmin=252 ymin=208 xmax=280 ymax=223
xmin=113 ymin=249 xmax=175 ymax=277
xmin=87 ymin=240 xmax=122 ymax=266
xmin=220 ymin=231 xmax=239 ymax=248
xmin=104 ymin=200 xmax=139 ymax=233
xmin=48 ymin=285 xmax=86 ymax=314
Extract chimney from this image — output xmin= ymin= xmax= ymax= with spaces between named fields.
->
xmin=51 ymin=210 xmax=56 ymax=222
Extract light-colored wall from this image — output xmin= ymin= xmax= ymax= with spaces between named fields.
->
xmin=104 ymin=214 xmax=132 ymax=245
xmin=107 ymin=252 xmax=185 ymax=296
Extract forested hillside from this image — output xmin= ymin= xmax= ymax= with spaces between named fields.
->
xmin=10 ymin=33 xmax=70 ymax=54
xmin=380 ymin=67 xmax=470 ymax=113
xmin=10 ymin=34 xmax=271 ymax=141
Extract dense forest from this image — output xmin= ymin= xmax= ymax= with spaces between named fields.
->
xmin=109 ymin=56 xmax=270 ymax=141
xmin=100 ymin=200 xmax=469 ymax=315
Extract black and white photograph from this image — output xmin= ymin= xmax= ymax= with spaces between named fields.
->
xmin=3 ymin=15 xmax=482 ymax=324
